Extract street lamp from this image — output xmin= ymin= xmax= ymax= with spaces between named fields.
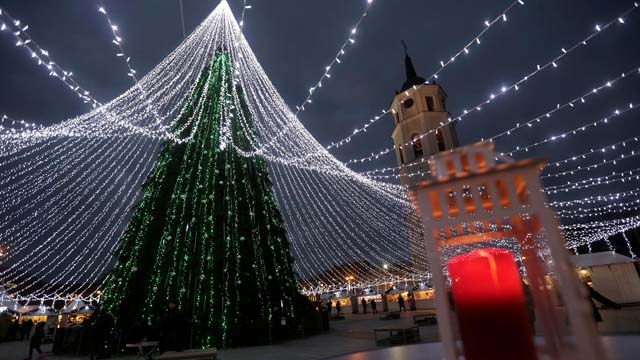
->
xmin=345 ymin=276 xmax=354 ymax=295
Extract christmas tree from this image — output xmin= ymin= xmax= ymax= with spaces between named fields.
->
xmin=101 ymin=50 xmax=302 ymax=349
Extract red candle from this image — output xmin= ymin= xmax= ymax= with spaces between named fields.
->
xmin=448 ymin=248 xmax=536 ymax=360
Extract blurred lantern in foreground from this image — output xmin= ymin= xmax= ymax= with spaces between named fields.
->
xmin=409 ymin=142 xmax=607 ymax=360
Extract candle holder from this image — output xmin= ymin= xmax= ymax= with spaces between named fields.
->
xmin=409 ymin=142 xmax=607 ymax=360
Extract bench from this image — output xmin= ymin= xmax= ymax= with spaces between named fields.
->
xmin=157 ymin=348 xmax=217 ymax=360
xmin=379 ymin=311 xmax=401 ymax=320
xmin=413 ymin=313 xmax=437 ymax=326
xmin=330 ymin=314 xmax=346 ymax=321
xmin=126 ymin=341 xmax=159 ymax=359
xmin=373 ymin=326 xmax=421 ymax=346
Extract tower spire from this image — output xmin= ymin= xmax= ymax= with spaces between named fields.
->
xmin=399 ymin=40 xmax=426 ymax=92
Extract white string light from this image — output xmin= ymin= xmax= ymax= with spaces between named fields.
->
xmin=295 ymin=0 xmax=374 ymax=114
xmin=341 ymin=4 xmax=639 ymax=165
xmin=622 ymin=231 xmax=638 ymax=258
xmin=0 ymin=7 xmax=101 ymax=108
xmin=504 ymin=102 xmax=638 ymax=156
xmin=0 ymin=1 xmax=433 ymax=300
xmin=545 ymin=166 xmax=640 ymax=194
xmin=1 ymin=0 xmax=638 ymax=301
xmin=325 ymin=0 xmax=526 ymax=152
xmin=487 ymin=66 xmax=640 ymax=143
xmin=239 ymin=0 xmax=251 ymax=29
xmin=550 ymin=187 xmax=640 ymax=208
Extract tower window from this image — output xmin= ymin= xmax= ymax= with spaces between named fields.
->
xmin=425 ymin=96 xmax=435 ymax=112
xmin=411 ymin=133 xmax=423 ymax=158
xmin=436 ymin=129 xmax=446 ymax=151
xmin=397 ymin=148 xmax=405 ymax=165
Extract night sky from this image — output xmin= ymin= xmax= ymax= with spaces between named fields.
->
xmin=1 ymin=1 xmax=639 ymax=212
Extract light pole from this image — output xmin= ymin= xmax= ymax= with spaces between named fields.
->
xmin=345 ymin=276 xmax=354 ymax=295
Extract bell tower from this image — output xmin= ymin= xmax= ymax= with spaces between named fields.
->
xmin=390 ymin=42 xmax=459 ymax=187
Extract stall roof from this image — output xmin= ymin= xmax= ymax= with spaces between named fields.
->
xmin=62 ymin=299 xmax=86 ymax=313
xmin=572 ymin=252 xmax=635 ymax=268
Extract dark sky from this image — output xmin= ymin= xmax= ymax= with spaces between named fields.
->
xmin=1 ymin=0 xmax=639 ymax=201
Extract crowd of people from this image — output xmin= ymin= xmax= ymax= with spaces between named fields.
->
xmin=320 ymin=293 xmax=419 ymax=316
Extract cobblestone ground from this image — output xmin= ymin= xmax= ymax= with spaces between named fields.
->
xmin=3 ymin=307 xmax=639 ymax=360
xmin=0 ymin=310 xmax=437 ymax=360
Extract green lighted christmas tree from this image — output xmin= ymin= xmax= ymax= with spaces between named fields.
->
xmin=101 ymin=50 xmax=302 ymax=348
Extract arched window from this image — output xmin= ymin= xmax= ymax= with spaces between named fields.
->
xmin=411 ymin=133 xmax=423 ymax=158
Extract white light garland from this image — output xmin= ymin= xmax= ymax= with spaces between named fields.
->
xmin=0 ymin=7 xmax=101 ymax=108
xmin=342 ymin=4 xmax=639 ymax=165
xmin=325 ymin=0 xmax=527 ymax=152
xmin=295 ymin=0 xmax=374 ymax=114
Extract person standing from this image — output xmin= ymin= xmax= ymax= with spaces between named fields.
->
xmin=89 ymin=309 xmax=115 ymax=360
xmin=361 ymin=298 xmax=367 ymax=314
xmin=160 ymin=302 xmax=186 ymax=352
xmin=336 ymin=301 xmax=342 ymax=314
xmin=398 ymin=294 xmax=406 ymax=312
xmin=408 ymin=295 xmax=416 ymax=311
xmin=326 ymin=300 xmax=333 ymax=315
xmin=24 ymin=322 xmax=45 ymax=360
xmin=21 ymin=319 xmax=33 ymax=341
xmin=370 ymin=299 xmax=378 ymax=314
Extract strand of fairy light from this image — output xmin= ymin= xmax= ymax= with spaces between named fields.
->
xmin=488 ymin=68 xmax=640 ymax=144
xmin=563 ymin=216 xmax=640 ymax=249
xmin=215 ymin=9 xmax=636 ymax=286
xmin=0 ymin=10 xmax=220 ymax=153
xmin=0 ymin=33 xmax=216 ymax=214
xmin=0 ymin=2 xmax=400 ymax=298
xmin=368 ymin=134 xmax=640 ymax=181
xmin=324 ymin=0 xmax=527 ymax=151
xmin=228 ymin=19 xmax=411 ymax=196
xmin=366 ymin=124 xmax=640 ymax=181
xmin=545 ymin=167 xmax=640 ymax=194
xmin=1 ymin=26 xmax=175 ymax=292
xmin=340 ymin=3 xmax=640 ymax=166
xmin=0 ymin=114 xmax=43 ymax=134
xmin=225 ymin=12 xmax=436 ymax=286
xmin=1 ymin=1 xmax=634 ymax=299
xmin=0 ymin=7 xmax=100 ymax=108
xmin=3 ymin=33 xmax=220 ymax=298
xmin=97 ymin=3 xmax=167 ymax=127
xmin=543 ymin=148 xmax=640 ymax=179
xmin=360 ymin=65 xmax=640 ymax=177
xmin=429 ymin=0 xmax=525 ymax=82
xmin=557 ymin=199 xmax=640 ymax=219
xmin=239 ymin=0 xmax=251 ymax=29
xmin=550 ymin=187 xmax=640 ymax=208
xmin=622 ymin=231 xmax=638 ymax=258
xmin=0 ymin=9 xmax=222 ymax=294
xmin=0 ymin=45 xmax=210 ymax=211
xmin=504 ymin=101 xmax=638 ymax=156
xmin=295 ymin=0 xmax=374 ymax=114
xmin=1 ymin=0 xmax=222 ymax=151
xmin=222 ymin=9 xmax=432 ymax=282
xmin=14 ymin=19 xmax=224 ymax=296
